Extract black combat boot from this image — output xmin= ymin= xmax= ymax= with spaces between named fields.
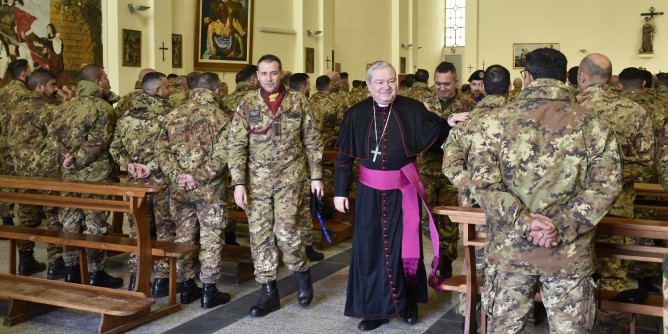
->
xmin=249 ymin=281 xmax=280 ymax=317
xmin=47 ymin=258 xmax=66 ymax=280
xmin=294 ymin=270 xmax=313 ymax=307
xmin=437 ymin=257 xmax=453 ymax=279
xmin=201 ymin=283 xmax=231 ymax=309
xmin=152 ymin=277 xmax=169 ymax=298
xmin=180 ymin=278 xmax=202 ymax=304
xmin=89 ymin=270 xmax=124 ymax=289
xmin=64 ymin=264 xmax=82 ymax=284
xmin=128 ymin=273 xmax=136 ymax=291
xmin=305 ymin=245 xmax=324 ymax=262
xmin=224 ymin=231 xmax=240 ymax=246
xmin=2 ymin=216 xmax=13 ymax=225
xmin=18 ymin=250 xmax=47 ymax=276
xmin=638 ymin=276 xmax=661 ymax=293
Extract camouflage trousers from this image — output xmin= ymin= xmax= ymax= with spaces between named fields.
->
xmin=420 ymin=173 xmax=459 ymax=261
xmin=127 ymin=186 xmax=174 ymax=279
xmin=173 ymin=199 xmax=226 ymax=284
xmin=633 ymin=207 xmax=662 ymax=277
xmin=299 ymin=182 xmax=314 ymax=246
xmin=17 ymin=197 xmax=63 ymax=264
xmin=595 ymin=235 xmax=630 ymax=291
xmin=482 ymin=269 xmax=596 ymax=334
xmin=247 ymin=181 xmax=308 ymax=283
xmin=0 ymin=149 xmax=15 ymax=218
xmin=60 ymin=193 xmax=111 ymax=272
xmin=223 ymin=170 xmax=236 ymax=235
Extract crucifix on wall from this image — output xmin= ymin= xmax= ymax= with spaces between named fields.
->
xmin=159 ymin=42 xmax=169 ymax=61
xmin=640 ymin=7 xmax=663 ymax=54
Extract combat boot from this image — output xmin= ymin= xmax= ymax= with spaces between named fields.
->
xmin=294 ymin=269 xmax=313 ymax=307
xmin=249 ymin=280 xmax=280 ymax=317
xmin=638 ymin=276 xmax=661 ymax=293
xmin=305 ymin=245 xmax=324 ymax=262
xmin=152 ymin=277 xmax=169 ymax=298
xmin=437 ymin=257 xmax=453 ymax=279
xmin=180 ymin=278 xmax=202 ymax=304
xmin=128 ymin=273 xmax=136 ymax=291
xmin=64 ymin=264 xmax=81 ymax=284
xmin=18 ymin=250 xmax=47 ymax=276
xmin=201 ymin=283 xmax=231 ymax=309
xmin=224 ymin=231 xmax=240 ymax=246
xmin=47 ymin=258 xmax=66 ymax=280
xmin=89 ymin=270 xmax=124 ymax=289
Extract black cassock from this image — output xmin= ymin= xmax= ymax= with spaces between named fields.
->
xmin=334 ymin=95 xmax=450 ymax=319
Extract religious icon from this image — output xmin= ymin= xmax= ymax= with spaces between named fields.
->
xmin=122 ymin=29 xmax=141 ymax=67
xmin=172 ymin=34 xmax=183 ymax=68
xmin=305 ymin=47 xmax=314 ymax=73
xmin=640 ymin=17 xmax=655 ymax=53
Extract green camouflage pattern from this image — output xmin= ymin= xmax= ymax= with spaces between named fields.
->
xmin=220 ymin=82 xmax=256 ymax=115
xmin=663 ymin=253 xmax=667 ymax=333
xmin=348 ymin=88 xmax=370 ymax=106
xmin=403 ymin=82 xmax=432 ymax=101
xmin=507 ymin=87 xmax=522 ymax=102
xmin=168 ymin=83 xmax=188 ymax=109
xmin=309 ymin=91 xmax=343 ymax=150
xmin=468 ymin=78 xmax=622 ymax=277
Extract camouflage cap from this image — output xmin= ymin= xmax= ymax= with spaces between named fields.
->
xmin=468 ymin=70 xmax=484 ymax=82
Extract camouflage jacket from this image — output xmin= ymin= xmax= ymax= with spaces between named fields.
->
xmin=221 ymin=81 xmax=256 ymax=116
xmin=51 ymin=80 xmax=116 ymax=182
xmin=507 ymin=87 xmax=522 ymax=101
xmin=442 ymin=95 xmax=507 ymax=206
xmin=6 ymin=91 xmax=61 ymax=178
xmin=0 ymin=80 xmax=30 ymax=174
xmin=578 ymin=85 xmax=654 ymax=217
xmin=228 ymin=87 xmax=322 ymax=197
xmin=156 ymin=88 xmax=231 ymax=203
xmin=330 ymin=88 xmax=350 ymax=117
xmin=468 ymin=79 xmax=622 ymax=277
xmin=419 ymin=90 xmax=476 ymax=177
xmin=656 ymin=85 xmax=668 ymax=109
xmin=110 ymin=90 xmax=171 ymax=186
xmin=404 ymin=82 xmax=432 ymax=101
xmin=349 ymin=88 xmax=370 ymax=106
xmin=309 ymin=91 xmax=343 ymax=150
xmin=168 ymin=83 xmax=188 ymax=109
xmin=115 ymin=89 xmax=142 ymax=118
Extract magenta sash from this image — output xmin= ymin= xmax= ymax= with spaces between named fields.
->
xmin=358 ymin=162 xmax=442 ymax=289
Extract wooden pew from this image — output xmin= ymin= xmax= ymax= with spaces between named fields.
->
xmin=433 ymin=206 xmax=668 ymax=334
xmin=0 ymin=175 xmax=197 ymax=333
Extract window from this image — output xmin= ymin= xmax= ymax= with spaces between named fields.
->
xmin=445 ymin=0 xmax=465 ymax=47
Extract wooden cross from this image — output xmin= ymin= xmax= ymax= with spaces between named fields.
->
xmin=159 ymin=42 xmax=169 ymax=61
xmin=641 ymin=7 xmax=664 ymax=19
xmin=467 ymin=65 xmax=473 ymax=73
xmin=325 ymin=56 xmax=330 ymax=69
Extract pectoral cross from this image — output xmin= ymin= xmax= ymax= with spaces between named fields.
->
xmin=371 ymin=147 xmax=381 ymax=162
xmin=159 ymin=42 xmax=169 ymax=61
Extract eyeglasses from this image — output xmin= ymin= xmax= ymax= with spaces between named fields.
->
xmin=520 ymin=70 xmax=526 ymax=78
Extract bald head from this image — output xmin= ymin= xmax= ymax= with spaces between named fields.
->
xmin=512 ymin=77 xmax=522 ymax=89
xmin=326 ymin=71 xmax=340 ymax=82
xmin=138 ymin=68 xmax=156 ymax=81
xmin=578 ymin=53 xmax=612 ymax=89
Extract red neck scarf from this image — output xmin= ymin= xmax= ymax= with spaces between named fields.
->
xmin=261 ymin=86 xmax=285 ymax=115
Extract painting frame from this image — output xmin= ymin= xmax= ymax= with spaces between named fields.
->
xmin=305 ymin=47 xmax=314 ymax=73
xmin=513 ymin=43 xmax=560 ymax=69
xmin=172 ymin=34 xmax=183 ymax=68
xmin=122 ymin=29 xmax=141 ymax=67
xmin=194 ymin=0 xmax=254 ymax=72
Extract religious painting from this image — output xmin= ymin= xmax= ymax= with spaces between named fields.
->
xmin=172 ymin=34 xmax=183 ymax=68
xmin=400 ymin=57 xmax=406 ymax=74
xmin=122 ymin=29 xmax=141 ymax=67
xmin=195 ymin=0 xmax=254 ymax=72
xmin=305 ymin=47 xmax=314 ymax=73
xmin=334 ymin=63 xmax=341 ymax=73
xmin=513 ymin=43 xmax=559 ymax=69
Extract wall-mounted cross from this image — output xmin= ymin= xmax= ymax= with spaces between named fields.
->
xmin=325 ymin=56 xmax=330 ymax=69
xmin=159 ymin=42 xmax=169 ymax=61
xmin=641 ymin=7 xmax=664 ymax=19
xmin=467 ymin=65 xmax=473 ymax=73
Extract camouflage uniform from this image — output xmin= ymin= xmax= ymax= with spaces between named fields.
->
xmin=110 ymin=90 xmax=174 ymax=279
xmin=349 ymin=88 xmax=370 ymax=106
xmin=168 ymin=83 xmax=188 ymax=109
xmin=329 ymin=87 xmax=350 ymax=120
xmin=507 ymin=87 xmax=522 ymax=102
xmin=228 ymin=87 xmax=322 ymax=284
xmin=309 ymin=91 xmax=343 ymax=150
xmin=403 ymin=82 xmax=432 ymax=101
xmin=0 ymin=80 xmax=30 ymax=219
xmin=468 ymin=78 xmax=622 ymax=333
xmin=6 ymin=91 xmax=63 ymax=264
xmin=156 ymin=88 xmax=231 ymax=285
xmin=51 ymin=80 xmax=117 ymax=272
xmin=578 ymin=84 xmax=654 ymax=292
xmin=419 ymin=91 xmax=476 ymax=261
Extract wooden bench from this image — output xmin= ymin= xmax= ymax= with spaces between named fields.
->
xmin=0 ymin=175 xmax=197 ymax=333
xmin=434 ymin=206 xmax=668 ymax=334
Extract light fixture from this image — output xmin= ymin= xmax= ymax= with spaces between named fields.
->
xmin=260 ymin=27 xmax=296 ymax=35
xmin=306 ymin=30 xmax=322 ymax=37
xmin=401 ymin=43 xmax=413 ymax=49
xmin=128 ymin=4 xmax=151 ymax=13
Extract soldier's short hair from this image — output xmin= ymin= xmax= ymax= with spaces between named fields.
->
xmin=340 ymin=72 xmax=349 ymax=80
xmin=237 ymin=64 xmax=258 ymax=83
xmin=434 ymin=62 xmax=457 ymax=75
xmin=461 ymin=83 xmax=470 ymax=93
xmin=400 ymin=74 xmax=415 ymax=88
xmin=186 ymin=71 xmax=202 ymax=89
xmin=352 ymin=80 xmax=361 ymax=88
xmin=80 ymin=64 xmax=105 ymax=83
xmin=414 ymin=69 xmax=429 ymax=83
xmin=257 ymin=54 xmax=282 ymax=71
xmin=27 ymin=68 xmax=56 ymax=91
xmin=142 ymin=72 xmax=166 ymax=92
xmin=640 ymin=69 xmax=653 ymax=89
xmin=193 ymin=72 xmax=220 ymax=91
xmin=483 ymin=65 xmax=510 ymax=96
xmin=289 ymin=73 xmax=309 ymax=91
xmin=567 ymin=66 xmax=579 ymax=85
xmin=579 ymin=56 xmax=612 ymax=82
xmin=657 ymin=73 xmax=668 ymax=87
xmin=316 ymin=75 xmax=331 ymax=91
xmin=167 ymin=73 xmax=178 ymax=80
xmin=366 ymin=61 xmax=395 ymax=82
xmin=8 ymin=59 xmax=29 ymax=79
xmin=618 ymin=67 xmax=644 ymax=89
xmin=175 ymin=75 xmax=187 ymax=87
xmin=525 ymin=48 xmax=567 ymax=82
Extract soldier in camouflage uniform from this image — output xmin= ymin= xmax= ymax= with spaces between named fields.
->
xmin=110 ymin=72 xmax=175 ymax=298
xmin=228 ymin=55 xmax=323 ymax=318
xmin=349 ymin=80 xmax=370 ymax=106
xmin=467 ymin=70 xmax=485 ymax=103
xmin=656 ymin=73 xmax=668 ymax=106
xmin=6 ymin=69 xmax=64 ymax=278
xmin=577 ymin=57 xmax=654 ymax=298
xmin=404 ymin=68 xmax=432 ymax=101
xmin=468 ymin=48 xmax=623 ymax=333
xmin=310 ymin=75 xmax=344 ymax=150
xmin=0 ymin=59 xmax=31 ymax=226
xmin=441 ymin=65 xmax=510 ymax=315
xmin=168 ymin=75 xmax=189 ymax=108
xmin=155 ymin=72 xmax=232 ymax=309
xmin=418 ymin=61 xmax=475 ymax=279
xmin=507 ymin=77 xmax=523 ymax=101
xmin=327 ymin=71 xmax=350 ymax=118
xmin=51 ymin=64 xmax=124 ymax=288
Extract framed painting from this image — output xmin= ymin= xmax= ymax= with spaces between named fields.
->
xmin=122 ymin=29 xmax=141 ymax=67
xmin=305 ymin=47 xmax=314 ymax=73
xmin=195 ymin=0 xmax=254 ymax=72
xmin=513 ymin=43 xmax=559 ymax=69
xmin=172 ymin=34 xmax=183 ymax=68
